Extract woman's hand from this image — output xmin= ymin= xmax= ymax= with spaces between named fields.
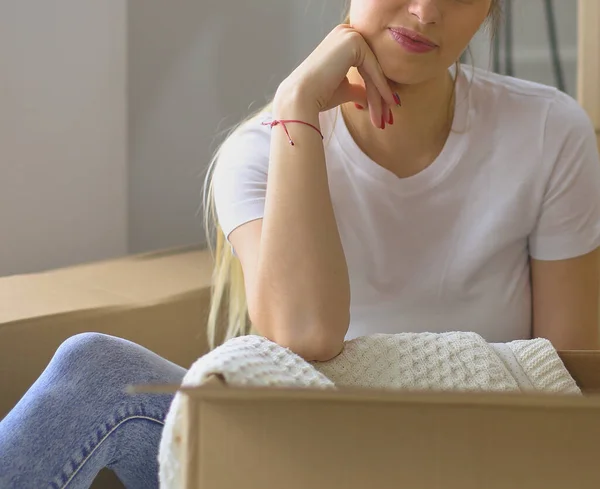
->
xmin=277 ymin=24 xmax=399 ymax=129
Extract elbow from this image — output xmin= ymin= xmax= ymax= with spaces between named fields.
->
xmin=248 ymin=301 xmax=347 ymax=362
xmin=269 ymin=327 xmax=345 ymax=362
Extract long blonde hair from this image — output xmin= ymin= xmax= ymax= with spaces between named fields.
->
xmin=202 ymin=0 xmax=501 ymax=349
xmin=202 ymin=102 xmax=270 ymax=349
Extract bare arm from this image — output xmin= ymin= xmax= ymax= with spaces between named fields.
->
xmin=531 ymin=248 xmax=600 ymax=350
xmin=230 ymin=94 xmax=350 ymax=361
xmin=228 ymin=27 xmax=397 ymax=361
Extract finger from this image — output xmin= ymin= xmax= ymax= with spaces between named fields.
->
xmin=358 ymin=67 xmax=383 ymax=129
xmin=383 ymin=100 xmax=392 ymax=126
xmin=355 ymin=40 xmax=399 ymax=108
xmin=327 ymin=78 xmax=368 ymax=110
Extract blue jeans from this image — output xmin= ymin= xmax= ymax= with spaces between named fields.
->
xmin=0 ymin=333 xmax=186 ymax=489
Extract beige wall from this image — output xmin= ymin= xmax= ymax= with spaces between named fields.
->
xmin=0 ymin=0 xmax=127 ymax=276
xmin=127 ymin=0 xmax=344 ymax=253
xmin=0 ymin=1 xmax=586 ymax=275
xmin=128 ymin=0 xmax=580 ymax=254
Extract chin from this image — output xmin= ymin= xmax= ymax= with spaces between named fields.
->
xmin=381 ymin=63 xmax=434 ymax=87
xmin=378 ymin=55 xmax=449 ymax=88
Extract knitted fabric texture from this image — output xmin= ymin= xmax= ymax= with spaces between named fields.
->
xmin=509 ymin=339 xmax=581 ymax=393
xmin=158 ymin=332 xmax=579 ymax=488
xmin=316 ymin=332 xmax=518 ymax=391
xmin=158 ymin=335 xmax=334 ymax=488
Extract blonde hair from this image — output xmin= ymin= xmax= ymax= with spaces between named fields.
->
xmin=202 ymin=0 xmax=501 ymax=350
xmin=202 ymin=102 xmax=270 ymax=349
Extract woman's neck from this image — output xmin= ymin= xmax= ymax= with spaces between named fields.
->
xmin=341 ymin=67 xmax=456 ymax=178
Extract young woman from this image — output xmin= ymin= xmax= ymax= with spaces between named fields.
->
xmin=205 ymin=0 xmax=600 ymax=359
xmin=1 ymin=1 xmax=599 ymax=488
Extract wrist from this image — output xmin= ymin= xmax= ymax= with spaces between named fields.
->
xmin=273 ymin=83 xmax=321 ymax=122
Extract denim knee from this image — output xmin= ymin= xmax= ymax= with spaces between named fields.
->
xmin=52 ymin=332 xmax=130 ymax=378
xmin=51 ymin=332 xmax=184 ymax=387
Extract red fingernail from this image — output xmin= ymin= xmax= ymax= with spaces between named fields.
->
xmin=354 ymin=103 xmax=364 ymax=110
xmin=388 ymin=109 xmax=394 ymax=125
xmin=393 ymin=92 xmax=402 ymax=106
xmin=380 ymin=114 xmax=385 ymax=130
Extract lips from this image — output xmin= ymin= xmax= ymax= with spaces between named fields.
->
xmin=389 ymin=27 xmax=437 ymax=48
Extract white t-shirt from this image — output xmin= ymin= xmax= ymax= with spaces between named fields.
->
xmin=213 ymin=66 xmax=600 ymax=343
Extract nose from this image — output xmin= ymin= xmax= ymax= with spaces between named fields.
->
xmin=407 ymin=0 xmax=441 ymax=25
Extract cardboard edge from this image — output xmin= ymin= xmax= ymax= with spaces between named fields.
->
xmin=131 ymin=351 xmax=600 ymax=399
xmin=179 ymin=374 xmax=226 ymax=489
xmin=126 ymin=375 xmax=226 ymax=488
xmin=181 ymin=392 xmax=199 ymax=489
xmin=127 ymin=373 xmax=227 ymax=395
xmin=176 ymin=383 xmax=600 ymax=409
xmin=172 ymin=356 xmax=600 ymax=406
xmin=0 ymin=286 xmax=210 ymax=329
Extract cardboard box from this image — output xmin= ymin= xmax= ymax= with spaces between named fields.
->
xmin=169 ymin=351 xmax=600 ymax=489
xmin=4 ymin=246 xmax=600 ymax=488
xmin=0 ymin=245 xmax=218 ymax=420
xmin=1 ymin=245 xmax=223 ymax=489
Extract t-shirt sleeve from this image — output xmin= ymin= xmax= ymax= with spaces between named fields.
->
xmin=211 ymin=114 xmax=271 ymax=241
xmin=529 ymin=92 xmax=600 ymax=260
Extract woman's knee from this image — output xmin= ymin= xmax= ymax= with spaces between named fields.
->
xmin=52 ymin=332 xmax=133 ymax=377
xmin=51 ymin=332 xmax=185 ymax=386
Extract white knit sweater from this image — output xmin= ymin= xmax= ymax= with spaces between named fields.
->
xmin=158 ymin=332 xmax=580 ymax=488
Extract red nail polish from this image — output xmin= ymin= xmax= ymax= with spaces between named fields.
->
xmin=380 ymin=114 xmax=385 ymax=129
xmin=388 ymin=110 xmax=394 ymax=125
xmin=354 ymin=103 xmax=364 ymax=110
xmin=393 ymin=92 xmax=402 ymax=106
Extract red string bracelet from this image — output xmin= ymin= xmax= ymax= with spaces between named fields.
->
xmin=261 ymin=119 xmax=323 ymax=146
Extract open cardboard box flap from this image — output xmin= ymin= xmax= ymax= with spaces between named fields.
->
xmin=0 ymin=245 xmax=218 ymax=419
xmin=160 ymin=350 xmax=600 ymax=489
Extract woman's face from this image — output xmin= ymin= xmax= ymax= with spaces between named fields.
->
xmin=349 ymin=0 xmax=493 ymax=85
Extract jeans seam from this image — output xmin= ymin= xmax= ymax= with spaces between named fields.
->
xmin=59 ymin=415 xmax=165 ymax=489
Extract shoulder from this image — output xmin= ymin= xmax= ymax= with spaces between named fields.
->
xmin=466 ymin=65 xmax=581 ymax=117
xmin=210 ymin=111 xmax=273 ymax=239
xmin=466 ymin=65 xmax=556 ymax=95
xmin=212 ymin=110 xmax=273 ymax=189
xmin=210 ymin=105 xmax=340 ymax=238
xmin=465 ymin=65 xmax=560 ymax=107
xmin=543 ymin=89 xmax=596 ymax=148
xmin=218 ymin=110 xmax=273 ymax=161
xmin=464 ymin=66 xmax=595 ymax=148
